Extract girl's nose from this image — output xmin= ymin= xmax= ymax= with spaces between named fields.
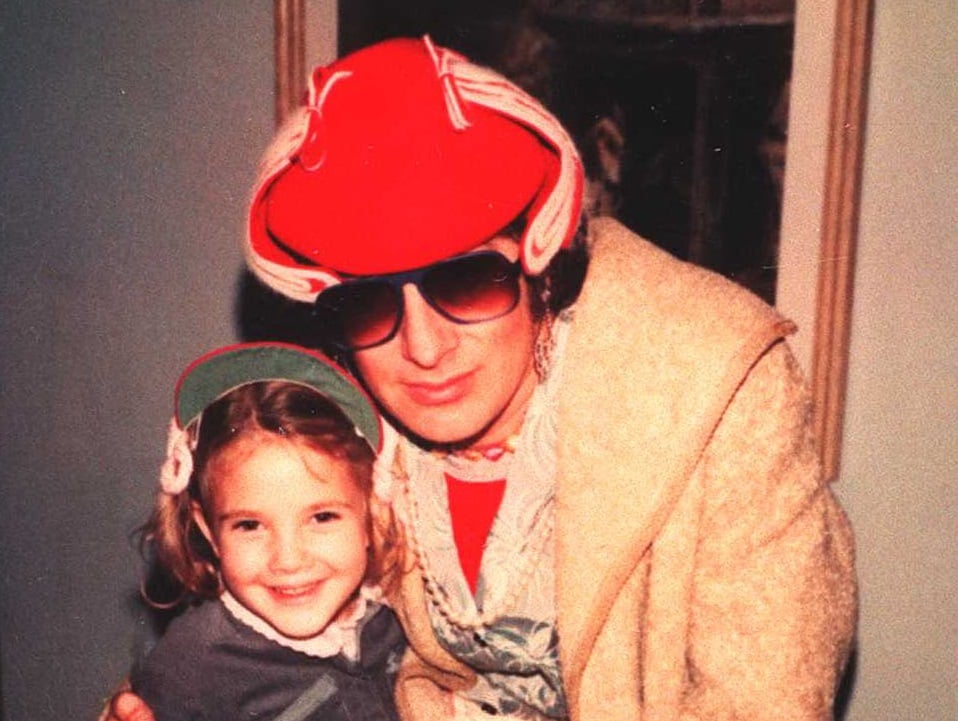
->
xmin=269 ymin=530 xmax=308 ymax=573
xmin=398 ymin=284 xmax=459 ymax=367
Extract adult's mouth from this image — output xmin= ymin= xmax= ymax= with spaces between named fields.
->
xmin=403 ymin=371 xmax=473 ymax=406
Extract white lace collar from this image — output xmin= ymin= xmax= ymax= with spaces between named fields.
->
xmin=220 ymin=584 xmax=382 ymax=662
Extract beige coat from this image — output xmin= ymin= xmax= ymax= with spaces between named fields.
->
xmin=389 ymin=218 xmax=857 ymax=721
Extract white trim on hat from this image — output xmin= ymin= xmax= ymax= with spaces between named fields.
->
xmin=439 ymin=43 xmax=584 ymax=275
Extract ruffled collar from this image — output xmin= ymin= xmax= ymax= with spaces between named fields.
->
xmin=221 ymin=584 xmax=382 ymax=662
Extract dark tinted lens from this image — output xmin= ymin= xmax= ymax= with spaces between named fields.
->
xmin=423 ymin=253 xmax=521 ymax=322
xmin=315 ymin=281 xmax=400 ymax=350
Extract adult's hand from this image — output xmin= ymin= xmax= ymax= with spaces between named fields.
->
xmin=99 ymin=689 xmax=155 ymax=721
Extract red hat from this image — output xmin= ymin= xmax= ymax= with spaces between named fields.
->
xmin=246 ymin=36 xmax=583 ymax=303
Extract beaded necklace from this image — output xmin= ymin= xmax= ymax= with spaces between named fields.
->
xmin=431 ymin=434 xmax=520 ymax=462
xmin=393 ymin=442 xmax=555 ymax=629
xmin=386 ymin=313 xmax=573 ymax=718
xmin=389 ymin=313 xmax=570 ymax=630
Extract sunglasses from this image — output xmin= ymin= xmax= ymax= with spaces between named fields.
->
xmin=313 ymin=251 xmax=523 ymax=351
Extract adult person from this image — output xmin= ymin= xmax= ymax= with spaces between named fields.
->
xmin=110 ymin=36 xmax=856 ymax=721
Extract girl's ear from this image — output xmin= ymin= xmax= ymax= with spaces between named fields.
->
xmin=190 ymin=500 xmax=219 ymax=556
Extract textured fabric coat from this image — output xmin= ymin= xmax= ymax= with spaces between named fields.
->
xmin=388 ymin=217 xmax=857 ymax=721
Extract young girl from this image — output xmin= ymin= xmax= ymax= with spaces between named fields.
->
xmin=130 ymin=342 xmax=405 ymax=721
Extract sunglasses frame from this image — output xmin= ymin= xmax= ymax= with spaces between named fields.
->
xmin=314 ymin=251 xmax=523 ymax=351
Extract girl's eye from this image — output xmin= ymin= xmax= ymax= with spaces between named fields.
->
xmin=312 ymin=511 xmax=340 ymax=524
xmin=232 ymin=519 xmax=260 ymax=532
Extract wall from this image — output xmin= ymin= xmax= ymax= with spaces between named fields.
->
xmin=780 ymin=1 xmax=958 ymax=719
xmin=836 ymin=0 xmax=958 ymax=717
xmin=0 ymin=2 xmax=328 ymax=718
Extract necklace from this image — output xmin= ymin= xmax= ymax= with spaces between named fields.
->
xmin=431 ymin=433 xmax=520 ymax=462
xmin=394 ymin=443 xmax=554 ymax=629
xmin=391 ymin=314 xmax=570 ymax=629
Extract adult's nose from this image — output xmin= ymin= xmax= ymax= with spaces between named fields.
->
xmin=397 ymin=284 xmax=459 ymax=368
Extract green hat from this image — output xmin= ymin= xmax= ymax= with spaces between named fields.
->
xmin=174 ymin=342 xmax=381 ymax=451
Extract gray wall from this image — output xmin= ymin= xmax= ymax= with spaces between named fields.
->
xmin=782 ymin=2 xmax=958 ymax=716
xmin=0 ymin=3 xmax=273 ymax=718
xmin=835 ymin=0 xmax=958 ymax=717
